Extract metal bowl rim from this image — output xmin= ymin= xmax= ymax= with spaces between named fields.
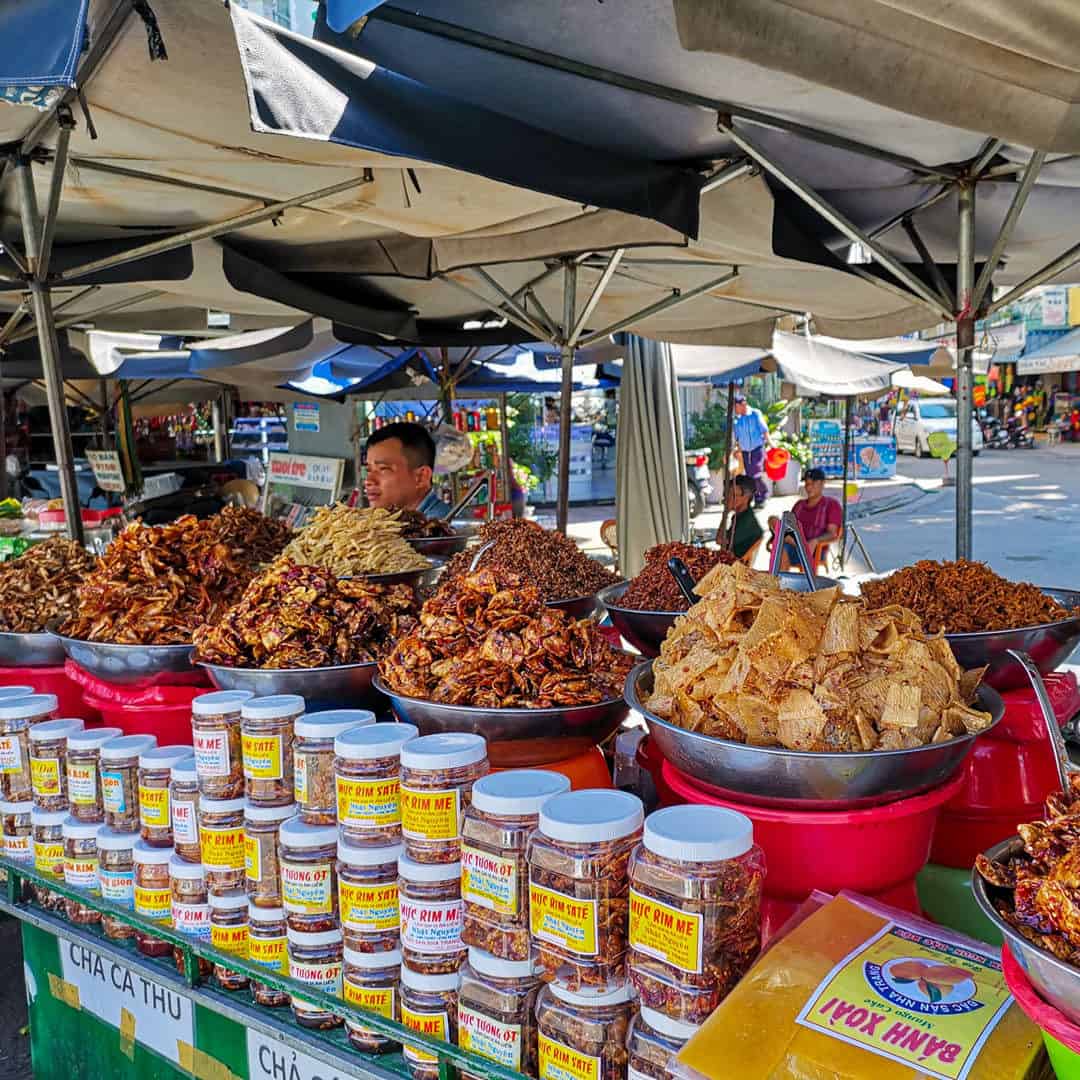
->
xmin=346 ymin=555 xmax=445 ymax=578
xmin=546 ymin=581 xmax=626 ymax=607
xmin=598 ymin=581 xmax=684 ymax=618
xmin=47 ymin=624 xmax=195 ymax=653
xmin=0 ymin=629 xmax=59 ymax=642
xmin=198 ymin=659 xmax=377 ymax=676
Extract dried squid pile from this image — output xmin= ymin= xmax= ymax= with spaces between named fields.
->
xmin=645 ymin=562 xmax=992 ymax=752
xmin=0 ymin=538 xmax=95 ymax=632
xmin=379 ymin=568 xmax=634 ymax=707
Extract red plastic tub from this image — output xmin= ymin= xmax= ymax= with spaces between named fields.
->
xmin=0 ymin=665 xmax=100 ymax=724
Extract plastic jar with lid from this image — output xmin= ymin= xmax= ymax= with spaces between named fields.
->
xmin=527 ymin=789 xmax=644 ymax=994
xmin=399 ymin=854 xmax=464 ymax=975
xmin=101 ymin=734 xmax=157 ymax=832
xmin=294 ymin=710 xmax=374 ymax=824
xmin=66 ymin=726 xmax=122 ymax=823
xmin=244 ymin=801 xmax=294 ymax=907
xmin=133 ymin=839 xmax=174 ymax=957
xmin=210 ymin=891 xmax=250 ymax=991
xmin=1 ymin=799 xmax=32 ymax=864
xmin=32 ymin=806 xmax=66 ymax=910
xmin=627 ymin=805 xmax=764 ymax=1025
xmin=534 ymin=982 xmax=635 ymax=1080
xmin=170 ymin=854 xmax=211 ymax=943
xmin=241 ymin=695 xmax=303 ymax=807
xmin=97 ymin=827 xmax=137 ymax=939
xmin=191 ymin=690 xmax=252 ymax=800
xmin=198 ymin=797 xmax=246 ymax=894
xmin=458 ymin=947 xmax=544 ymax=1079
xmin=62 ymin=816 xmax=101 ymax=924
xmin=249 ymin=903 xmax=290 ymax=1006
xmin=335 ymin=722 xmax=417 ymax=845
xmin=338 ymin=839 xmax=400 ymax=953
xmin=400 ymin=962 xmax=460 ymax=1080
xmin=461 ymin=770 xmax=570 ymax=962
xmin=139 ymin=745 xmax=193 ymax=846
xmin=287 ymin=927 xmax=343 ymax=1029
xmin=343 ymin=946 xmax=401 ymax=1054
xmin=0 ymin=695 xmax=57 ymax=803
xmin=279 ymin=816 xmax=338 ymax=932
xmin=28 ymin=718 xmax=84 ymax=811
xmin=626 ymin=1007 xmax=700 ymax=1079
xmin=170 ymin=756 xmax=200 ymax=863
xmin=400 ymin=733 xmax=488 ymax=864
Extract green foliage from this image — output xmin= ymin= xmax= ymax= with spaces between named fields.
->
xmin=505 ymin=393 xmax=555 ymax=489
xmin=689 ymin=379 xmax=803 ymax=465
xmin=773 ymin=432 xmax=812 ymax=467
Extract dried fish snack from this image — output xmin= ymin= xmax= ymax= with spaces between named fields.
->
xmin=193 ymin=560 xmax=417 ymax=669
xmin=645 ymin=562 xmax=992 ymax=752
xmin=379 ymin=568 xmax=633 ymax=708
xmin=0 ymin=537 xmax=93 ymax=632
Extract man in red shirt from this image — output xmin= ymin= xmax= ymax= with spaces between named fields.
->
xmin=770 ymin=467 xmax=843 ymax=569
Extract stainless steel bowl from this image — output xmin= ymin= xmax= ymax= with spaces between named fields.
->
xmin=200 ymin=661 xmax=382 ymax=711
xmin=351 ymin=557 xmax=445 ymax=591
xmin=372 ymin=674 xmax=630 ymax=767
xmin=973 ymin=836 xmax=1080 ymax=1026
xmin=407 ymin=533 xmax=470 ymax=558
xmin=49 ymin=626 xmax=195 ymax=684
xmin=0 ymin=631 xmax=66 ymax=667
xmin=547 ymin=587 xmax=622 ymax=622
xmin=626 ymin=660 xmax=1005 ymax=809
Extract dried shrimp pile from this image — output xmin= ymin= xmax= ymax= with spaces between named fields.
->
xmin=646 ymin=562 xmax=992 ymax=752
xmin=620 ymin=542 xmax=732 ymax=611
xmin=379 ymin=568 xmax=634 ymax=707
xmin=281 ymin=504 xmax=429 ymax=576
xmin=861 ymin=559 xmax=1076 ymax=633
xmin=0 ymin=538 xmax=94 ymax=632
xmin=193 ymin=559 xmax=417 ymax=669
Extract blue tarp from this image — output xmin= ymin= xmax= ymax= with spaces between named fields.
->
xmin=326 ymin=0 xmax=387 ymax=32
xmin=0 ymin=0 xmax=86 ymax=99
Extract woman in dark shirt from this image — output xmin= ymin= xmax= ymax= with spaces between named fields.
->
xmin=721 ymin=475 xmax=764 ymax=561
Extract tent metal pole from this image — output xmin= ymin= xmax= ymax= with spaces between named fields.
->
xmin=970 ymin=139 xmax=1005 ymax=177
xmin=900 ymin=217 xmax=955 ymax=310
xmin=211 ymin=398 xmax=226 ymax=463
xmin=0 ymin=245 xmax=29 ymax=278
xmin=38 ymin=117 xmax=73 ymax=282
xmin=556 ymin=261 xmax=577 ymax=534
xmin=499 ymin=393 xmax=512 ymax=513
xmin=523 ymin=288 xmax=558 ymax=339
xmin=99 ymin=378 xmax=112 ymax=450
xmin=567 ymin=249 xmax=624 ymax=348
xmin=717 ymin=381 xmax=736 ymax=549
xmin=0 ymin=303 xmax=28 ymax=350
xmin=471 ymin=270 xmax=552 ymax=342
xmin=0 ymin=367 xmax=6 ymax=502
xmin=7 ymin=290 xmax=166 ymax=345
xmin=955 ymin=183 xmax=976 ymax=561
xmin=701 ymin=160 xmax=754 ymax=194
xmin=986 ymin=243 xmax=1080 ymax=317
xmin=440 ymin=274 xmax=549 ymax=342
xmin=841 ymin=396 xmax=852 ymax=572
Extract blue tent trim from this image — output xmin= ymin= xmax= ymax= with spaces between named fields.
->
xmin=326 ymin=0 xmax=388 ymax=32
xmin=0 ymin=0 xmax=87 ymax=91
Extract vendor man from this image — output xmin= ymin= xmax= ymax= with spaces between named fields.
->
xmin=363 ymin=421 xmax=449 ymax=518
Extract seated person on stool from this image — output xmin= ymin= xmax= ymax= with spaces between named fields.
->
xmin=720 ymin=475 xmax=764 ymax=562
xmin=768 ymin=467 xmax=842 ymax=570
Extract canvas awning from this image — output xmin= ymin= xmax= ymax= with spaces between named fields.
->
xmin=891 ymin=370 xmax=951 ymax=395
xmin=769 ymin=331 xmax=906 ymax=398
xmin=1017 ymin=326 xmax=1080 ymax=376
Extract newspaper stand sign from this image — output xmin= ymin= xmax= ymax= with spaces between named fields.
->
xmin=262 ymin=453 xmax=344 ymax=519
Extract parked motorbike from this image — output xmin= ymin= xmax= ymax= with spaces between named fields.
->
xmin=984 ymin=417 xmax=1010 ymax=449
xmin=685 ymin=448 xmax=712 ymax=518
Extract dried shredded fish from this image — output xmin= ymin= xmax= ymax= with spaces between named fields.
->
xmin=281 ymin=504 xmax=429 ymax=576
xmin=0 ymin=538 xmax=94 ymax=632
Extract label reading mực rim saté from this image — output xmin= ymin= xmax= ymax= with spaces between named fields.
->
xmin=401 ymin=1006 xmax=448 ymax=1065
xmin=290 ymin=960 xmax=342 ymax=1017
xmin=172 ymin=800 xmax=198 ymax=845
xmin=193 ymin=729 xmax=231 ymax=778
xmin=538 ymin=1032 xmax=601 ymax=1080
xmin=461 ymin=845 xmax=518 ymax=916
xmin=343 ymin=983 xmax=394 ymax=1026
xmin=400 ymin=786 xmax=460 ymax=842
xmin=67 ymin=761 xmax=97 ymax=805
xmin=138 ymin=785 xmax=170 ymax=828
xmin=211 ymin=923 xmax=249 ymax=958
xmin=30 ymin=756 xmax=61 ymax=797
xmin=242 ymin=733 xmax=284 ymax=781
xmin=458 ymin=1004 xmax=522 ymax=1070
xmin=172 ymin=902 xmax=211 ymax=939
xmin=529 ymin=881 xmax=599 ymax=957
xmin=135 ymin=885 xmax=172 ymax=922
xmin=399 ymin=897 xmax=463 ymax=954
xmin=101 ymin=769 xmax=127 ymax=813
xmin=98 ymin=867 xmax=134 ymax=905
xmin=244 ymin=832 xmax=263 ymax=883
xmin=3 ymin=833 xmax=31 ymax=860
xmin=629 ymin=888 xmax=704 ymax=975
xmin=281 ymin=861 xmax=333 ymax=915
xmin=64 ymin=857 xmax=99 ymax=891
xmin=0 ymin=733 xmax=23 ymax=773
xmin=337 ymin=776 xmax=400 ymax=829
xmin=340 ymin=881 xmax=398 ymax=932
xmin=200 ymin=825 xmax=245 ymax=869
xmin=249 ymin=934 xmax=288 ymax=975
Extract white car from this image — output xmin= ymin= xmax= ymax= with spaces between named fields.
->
xmin=894 ymin=399 xmax=982 ymax=457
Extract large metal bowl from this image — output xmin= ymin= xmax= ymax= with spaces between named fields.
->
xmin=357 ymin=557 xmax=445 ymax=591
xmin=49 ymin=626 xmax=195 ymax=684
xmin=407 ymin=533 xmax=470 ymax=558
xmin=626 ymin=660 xmax=1005 ymax=809
xmin=200 ymin=661 xmax=382 ymax=711
xmin=973 ymin=836 xmax=1080 ymax=1026
xmin=0 ymin=631 xmax=66 ymax=667
xmin=547 ymin=586 xmax=623 ymax=622
xmin=372 ymin=674 xmax=630 ymax=767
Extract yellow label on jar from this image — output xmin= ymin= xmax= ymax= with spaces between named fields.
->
xmin=242 ymin=733 xmax=283 ymax=780
xmin=134 ymin=885 xmax=171 ymax=921
xmin=211 ymin=923 xmax=249 ymax=958
xmin=459 ymin=1004 xmax=522 ymax=1070
xmin=281 ymin=861 xmax=333 ymax=914
xmin=629 ymin=889 xmax=704 ymax=974
xmin=249 ymin=934 xmax=288 ymax=975
xmin=337 ymin=776 xmax=400 ymax=829
xmin=538 ymin=1033 xmax=600 ymax=1080
xmin=200 ymin=825 xmax=245 ymax=869
xmin=67 ymin=761 xmax=97 ymax=805
xmin=244 ymin=832 xmax=262 ymax=883
xmin=30 ymin=756 xmax=61 ymax=797
xmin=138 ymin=785 xmax=170 ymax=828
xmin=293 ymin=752 xmax=309 ymax=805
xmin=3 ymin=833 xmax=30 ymax=859
xmin=34 ymin=841 xmax=63 ymax=874
xmin=401 ymin=1005 xmax=448 ymax=1064
xmin=400 ymin=786 xmax=459 ymax=842
xmin=0 ymin=733 xmax=23 ymax=773
xmin=343 ymin=982 xmax=394 ymax=1017
xmin=340 ymin=881 xmax=398 ymax=932
xmin=529 ymin=881 xmax=598 ymax=956
xmin=461 ymin=845 xmax=518 ymax=916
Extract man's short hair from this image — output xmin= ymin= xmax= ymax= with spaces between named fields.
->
xmin=366 ymin=422 xmax=436 ymax=470
xmin=804 ymin=466 xmax=826 ymax=482
xmin=733 ymin=475 xmax=756 ymax=498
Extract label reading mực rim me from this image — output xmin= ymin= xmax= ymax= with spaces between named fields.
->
xmin=172 ymin=800 xmax=198 ymax=845
xmin=242 ymin=733 xmax=284 ymax=781
xmin=172 ymin=901 xmax=211 ymax=940
xmin=200 ymin=825 xmax=245 ymax=869
xmin=98 ymin=867 xmax=134 ymax=905
xmin=399 ymin=896 xmax=463 ymax=954
xmin=0 ymin=733 xmax=23 ymax=773
xmin=339 ymin=881 xmax=398 ymax=932
xmin=529 ymin=881 xmax=599 ymax=957
xmin=67 ymin=761 xmax=97 ymax=805
xmin=211 ymin=923 xmax=249 ymax=958
xmin=538 ymin=1032 xmax=601 ymax=1080
xmin=461 ymin=845 xmax=518 ymax=916
xmin=629 ymin=888 xmax=704 ymax=975
xmin=400 ymin=786 xmax=460 ymax=842
xmin=281 ymin=861 xmax=334 ymax=915
xmin=193 ymin=729 xmax=231 ymax=778
xmin=29 ymin=756 xmax=61 ymax=797
xmin=138 ymin=785 xmax=170 ymax=828
xmin=458 ymin=1004 xmax=522 ymax=1070
xmin=336 ymin=776 xmax=400 ymax=829
xmin=401 ymin=1006 xmax=448 ymax=1065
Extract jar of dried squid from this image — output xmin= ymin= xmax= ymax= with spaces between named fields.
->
xmin=335 ymin=722 xmax=417 ymax=845
xmin=400 ymin=733 xmax=488 ymax=864
xmin=279 ymin=816 xmax=338 ymax=932
xmin=1 ymin=799 xmax=32 ymax=864
xmin=400 ymin=962 xmax=460 ymax=1080
xmin=210 ymin=890 xmax=250 ymax=991
xmin=535 ymin=982 xmax=635 ymax=1080
xmin=169 ymin=854 xmax=211 ymax=942
xmin=198 ymin=796 xmax=245 ymax=895
xmin=287 ymin=927 xmax=343 ymax=1029
xmin=249 ymin=902 xmax=290 ymax=1006
xmin=28 ymin=718 xmax=84 ymax=811
xmin=138 ymin=745 xmax=193 ymax=847
xmin=462 ymin=770 xmax=570 ymax=962
xmin=626 ymin=1006 xmax=699 ymax=1079
xmin=97 ymin=826 xmax=137 ymax=939
xmin=101 ymin=734 xmax=157 ymax=833
xmin=458 ymin=947 xmax=543 ymax=1079
xmin=338 ymin=839 xmax=401 ymax=953
xmin=62 ymin=816 xmax=101 ymax=924
xmin=0 ymin=695 xmax=57 ymax=803
xmin=241 ymin=695 xmax=302 ymax=807
xmin=169 ymin=756 xmax=200 ymax=863
xmin=294 ymin=710 xmax=374 ymax=824
xmin=527 ymin=789 xmax=644 ymax=994
xmin=244 ymin=801 xmax=295 ymax=907
xmin=133 ymin=839 xmax=174 ymax=957
xmin=65 ymin=726 xmax=122 ymax=824
xmin=627 ymin=805 xmax=763 ymax=1025
xmin=32 ymin=806 xmax=66 ymax=910
xmin=343 ymin=946 xmax=401 ymax=1054
xmin=191 ymin=690 xmax=252 ymax=800
xmin=399 ymin=854 xmax=464 ymax=975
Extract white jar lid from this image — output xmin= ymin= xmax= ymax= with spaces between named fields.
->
xmin=244 ymin=801 xmax=296 ymax=823
xmin=295 ymin=710 xmax=375 ymax=739
xmin=345 ymin=947 xmax=401 ymax=970
xmin=241 ymin=695 xmax=304 ymax=721
xmin=31 ymin=807 xmax=69 ymax=828
xmin=199 ymin=797 xmax=246 ymax=815
xmin=248 ymin=902 xmax=285 ymax=923
xmin=547 ymin=981 xmax=634 ymax=1007
xmin=170 ymin=756 xmax=198 ymax=782
xmin=62 ymin=815 xmax=102 ymax=840
xmin=287 ymin=927 xmax=343 ymax=948
xmin=96 ymin=826 xmax=139 ymax=851
xmin=0 ymin=799 xmax=31 ymax=815
xmin=101 ymin=734 xmax=157 ymax=761
xmin=133 ymin=839 xmax=174 ymax=864
xmin=639 ymin=1006 xmax=701 ymax=1041
xmin=539 ymin=789 xmax=643 ymax=844
xmin=643 ymin=805 xmax=753 ymax=863
xmin=400 ymin=963 xmax=460 ymax=993
xmin=192 ymin=691 xmax=254 ymax=716
xmin=168 ymin=855 xmax=206 ymax=880
xmin=471 ymin=770 xmax=570 ymax=817
xmin=337 ymin=839 xmax=402 ymax=867
xmin=397 ymin=853 xmax=461 ymax=883
xmin=0 ymin=686 xmax=33 ymax=700
xmin=209 ymin=890 xmax=249 ymax=911
xmin=466 ymin=947 xmax=541 ymax=981
xmin=28 ymin=717 xmax=84 ymax=742
xmin=0 ymin=694 xmax=57 ymax=719
xmin=400 ymin=732 xmax=486 ymax=771
xmin=138 ymin=744 xmax=193 ymax=769
xmin=279 ymin=815 xmax=338 ymax=849
xmin=335 ymin=722 xmax=417 ymax=760
xmin=67 ymin=726 xmax=123 ymax=751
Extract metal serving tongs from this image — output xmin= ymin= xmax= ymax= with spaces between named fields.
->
xmin=667 ymin=556 xmax=699 ymax=607
xmin=446 ymin=474 xmax=490 ymax=524
xmin=1007 ymin=648 xmax=1074 ymax=797
xmin=468 ymin=539 xmax=496 ymax=574
xmin=768 ymin=509 xmax=817 ymax=591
